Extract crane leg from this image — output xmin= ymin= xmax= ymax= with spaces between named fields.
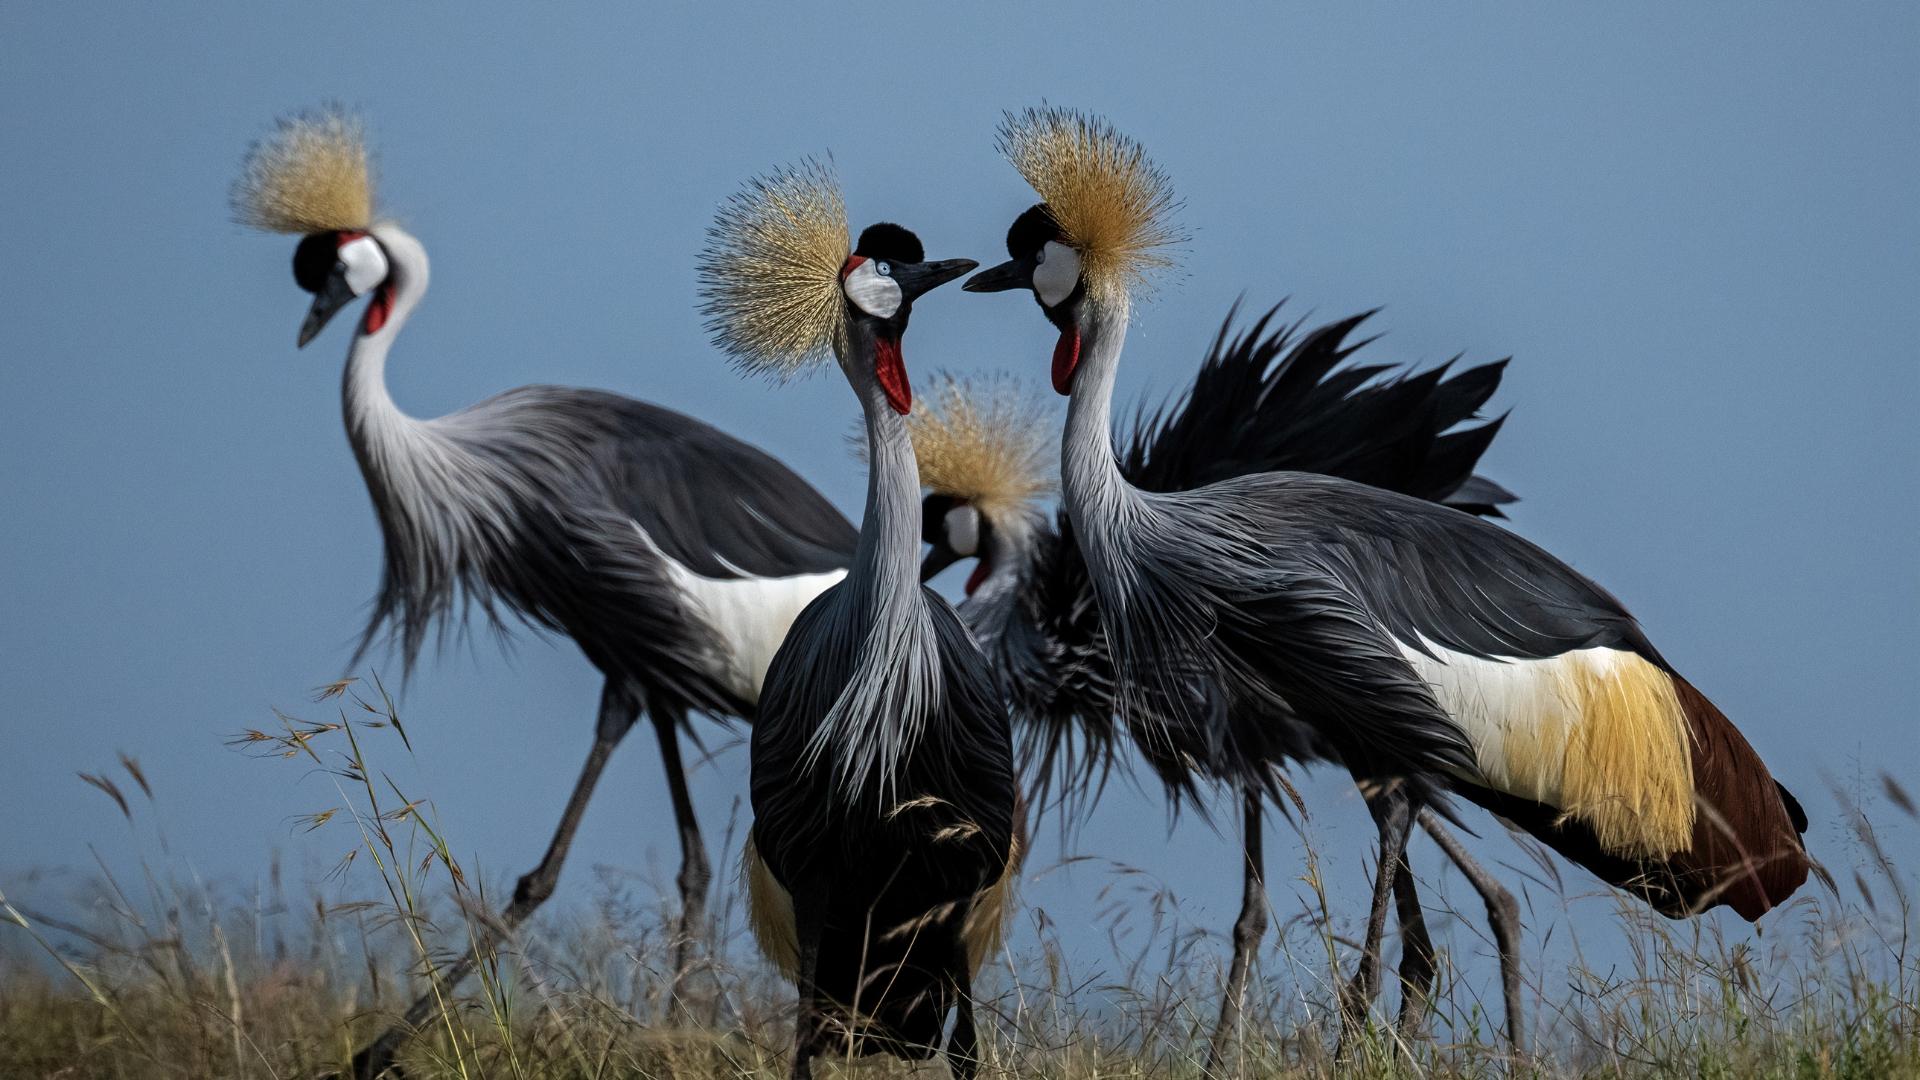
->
xmin=338 ymin=681 xmax=639 ymax=1080
xmin=1390 ymin=857 xmax=1437 ymax=1035
xmin=1335 ymin=784 xmax=1414 ymax=1062
xmin=789 ymin=885 xmax=826 ymax=1080
xmin=1205 ymin=788 xmax=1267 ymax=1070
xmin=650 ymin=706 xmax=712 ymax=1021
xmin=1418 ymin=809 xmax=1526 ymax=1057
xmin=947 ymin=938 xmax=979 ymax=1080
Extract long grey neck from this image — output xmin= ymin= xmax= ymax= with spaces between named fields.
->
xmin=961 ymin=511 xmax=1039 ymax=648
xmin=1061 ymin=303 xmax=1143 ymax=545
xmin=843 ymin=334 xmax=922 ymax=612
xmin=342 ymin=224 xmax=432 ymax=449
xmin=808 ymin=325 xmax=940 ymax=801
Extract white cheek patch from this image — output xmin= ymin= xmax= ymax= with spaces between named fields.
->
xmin=1033 ymin=240 xmax=1080 ymax=307
xmin=339 ymin=235 xmax=390 ymax=296
xmin=944 ymin=504 xmax=981 ymax=557
xmin=843 ymin=260 xmax=903 ymax=318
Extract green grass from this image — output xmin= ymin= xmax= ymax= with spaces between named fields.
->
xmin=3 ymin=682 xmax=1915 ymax=1079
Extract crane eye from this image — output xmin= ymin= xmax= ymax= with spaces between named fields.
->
xmin=843 ymin=258 xmax=903 ymax=318
xmin=1034 ymin=248 xmax=1046 ymax=265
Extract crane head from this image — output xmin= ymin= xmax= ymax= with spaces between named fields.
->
xmin=841 ymin=224 xmax=976 ymax=413
xmin=292 ymin=231 xmax=391 ymax=347
xmin=966 ymin=203 xmax=1089 ymax=395
xmin=919 ymin=493 xmax=988 ymax=590
xmin=698 ymin=160 xmax=972 ymax=414
xmin=965 ymin=203 xmax=1083 ymax=310
xmin=965 ymin=107 xmax=1184 ymax=394
xmin=231 ymin=108 xmax=386 ymax=348
xmin=904 ymin=373 xmax=1056 ymax=590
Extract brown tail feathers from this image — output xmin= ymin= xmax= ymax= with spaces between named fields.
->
xmin=1458 ymin=674 xmax=1809 ymax=920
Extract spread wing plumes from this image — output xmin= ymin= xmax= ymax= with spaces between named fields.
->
xmin=232 ymin=107 xmax=374 ymax=235
xmin=909 ymin=373 xmax=1057 ymax=519
xmin=996 ymin=106 xmax=1184 ymax=310
xmin=1125 ymin=302 xmax=1516 ymax=511
xmin=698 ymin=158 xmax=850 ymax=378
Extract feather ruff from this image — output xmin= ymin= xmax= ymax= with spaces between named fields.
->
xmin=232 ymin=108 xmax=374 ymax=235
xmin=908 ymin=373 xmax=1057 ymax=519
xmin=996 ymin=106 xmax=1184 ymax=310
xmin=698 ymin=158 xmax=850 ymax=378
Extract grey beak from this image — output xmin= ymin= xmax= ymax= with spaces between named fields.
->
xmin=298 ymin=269 xmax=356 ymax=348
xmin=892 ymin=258 xmax=980 ymax=302
xmin=963 ymin=258 xmax=1033 ymax=293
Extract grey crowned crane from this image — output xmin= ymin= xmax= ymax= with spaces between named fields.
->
xmin=964 ymin=107 xmax=1812 ymax=1054
xmin=908 ymin=308 xmax=1533 ymax=1060
xmin=695 ymin=161 xmax=1017 ymax=1080
xmin=234 ymin=112 xmax=857 ymax=1077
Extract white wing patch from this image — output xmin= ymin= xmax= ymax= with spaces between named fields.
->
xmin=640 ymin=523 xmax=843 ymax=704
xmin=1399 ymin=639 xmax=1590 ymax=799
xmin=1397 ymin=637 xmax=1695 ymax=857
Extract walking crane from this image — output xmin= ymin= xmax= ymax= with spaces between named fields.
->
xmin=697 ymin=160 xmax=1016 ymax=1080
xmin=234 ymin=110 xmax=858 ymax=1078
xmin=963 ymin=106 xmax=1811 ymax=1055
xmin=909 ymin=310 xmax=1530 ymax=1059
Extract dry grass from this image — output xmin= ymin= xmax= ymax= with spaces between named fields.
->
xmin=3 ymin=681 xmax=1916 ymax=1079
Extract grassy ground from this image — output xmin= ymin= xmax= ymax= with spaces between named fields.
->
xmin=3 ymin=684 xmax=1916 ymax=1079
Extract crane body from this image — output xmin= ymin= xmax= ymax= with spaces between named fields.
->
xmin=912 ymin=311 xmax=1530 ymax=1057
xmin=697 ymin=165 xmax=1015 ymax=1080
xmin=236 ymin=111 xmax=859 ymax=1078
xmin=966 ymin=106 xmax=1811 ymax=1057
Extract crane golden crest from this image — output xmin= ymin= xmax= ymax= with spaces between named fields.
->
xmin=908 ymin=374 xmax=1057 ymax=519
xmin=996 ymin=106 xmax=1184 ymax=310
xmin=697 ymin=158 xmax=851 ymax=378
xmin=232 ymin=108 xmax=374 ymax=235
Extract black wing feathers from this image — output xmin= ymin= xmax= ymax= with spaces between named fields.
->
xmin=751 ymin=589 xmax=1013 ymax=888
xmin=750 ymin=587 xmax=1014 ymax=1053
xmin=353 ymin=383 xmax=855 ymax=719
xmin=1119 ymin=304 xmax=1512 ymax=511
xmin=541 ymin=388 xmax=858 ymax=578
xmin=1272 ymin=475 xmax=1661 ymax=666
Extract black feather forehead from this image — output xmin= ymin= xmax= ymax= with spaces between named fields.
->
xmin=292 ymin=232 xmax=342 ymax=294
xmin=854 ymin=222 xmax=924 ymax=263
xmin=1006 ymin=203 xmax=1064 ymax=259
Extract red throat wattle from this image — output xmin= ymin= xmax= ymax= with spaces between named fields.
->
xmin=362 ymin=284 xmax=394 ymax=335
xmin=875 ymin=335 xmax=911 ymax=415
xmin=1052 ymin=328 xmax=1082 ymax=395
xmin=965 ymin=558 xmax=992 ymax=596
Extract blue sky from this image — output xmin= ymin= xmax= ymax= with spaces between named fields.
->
xmin=3 ymin=3 xmax=1915 ymax=1000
